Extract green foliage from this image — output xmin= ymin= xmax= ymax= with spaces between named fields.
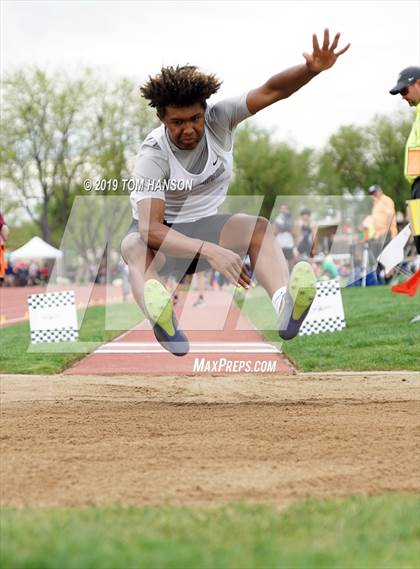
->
xmin=320 ymin=125 xmax=370 ymax=192
xmin=1 ymin=496 xmax=419 ymax=569
xmin=316 ymin=112 xmax=412 ymax=208
xmin=230 ymin=125 xmax=314 ymax=218
xmin=229 ymin=110 xmax=413 ymax=219
xmin=1 ymin=68 xmax=157 ymax=248
xmin=367 ymin=112 xmax=412 ymax=211
xmin=2 ymin=221 xmax=39 ymax=251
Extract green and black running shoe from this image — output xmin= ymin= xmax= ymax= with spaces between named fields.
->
xmin=278 ymin=261 xmax=317 ymax=341
xmin=143 ymin=279 xmax=189 ymax=356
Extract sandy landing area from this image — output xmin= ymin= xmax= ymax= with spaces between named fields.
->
xmin=1 ymin=372 xmax=419 ymax=507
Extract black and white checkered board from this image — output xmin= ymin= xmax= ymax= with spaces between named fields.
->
xmin=28 ymin=291 xmax=79 ymax=344
xmin=30 ymin=328 xmax=79 ymax=343
xmin=298 ymin=279 xmax=346 ymax=336
xmin=27 ymin=291 xmax=75 ymax=309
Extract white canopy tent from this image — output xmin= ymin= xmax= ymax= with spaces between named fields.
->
xmin=10 ymin=236 xmax=63 ymax=261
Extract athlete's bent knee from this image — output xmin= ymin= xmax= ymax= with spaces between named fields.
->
xmin=121 ymin=233 xmax=147 ymax=264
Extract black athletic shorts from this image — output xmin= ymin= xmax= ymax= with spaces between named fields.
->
xmin=123 ymin=213 xmax=233 ymax=278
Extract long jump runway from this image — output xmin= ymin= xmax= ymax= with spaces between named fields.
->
xmin=66 ymin=289 xmax=291 ymax=375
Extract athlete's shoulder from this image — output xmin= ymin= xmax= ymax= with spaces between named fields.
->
xmin=134 ymin=125 xmax=169 ymax=178
xmin=205 ymin=92 xmax=251 ymax=131
xmin=137 ymin=125 xmax=169 ymax=161
xmin=141 ymin=124 xmax=166 ymax=151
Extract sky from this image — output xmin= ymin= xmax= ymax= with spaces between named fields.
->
xmin=1 ymin=0 xmax=419 ymax=149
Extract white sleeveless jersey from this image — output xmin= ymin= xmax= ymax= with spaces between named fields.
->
xmin=130 ymin=93 xmax=251 ymax=224
xmin=132 ymin=124 xmax=233 ymax=223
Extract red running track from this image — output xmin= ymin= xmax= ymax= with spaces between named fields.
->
xmin=0 ymin=284 xmax=123 ymax=325
xmin=65 ymin=289 xmax=292 ymax=376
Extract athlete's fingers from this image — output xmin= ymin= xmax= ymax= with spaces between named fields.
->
xmin=238 ymin=278 xmax=250 ymax=289
xmin=240 ymin=266 xmax=251 ymax=286
xmin=330 ymin=32 xmax=340 ymax=51
xmin=227 ymin=264 xmax=249 ymax=289
xmin=225 ymin=265 xmax=242 ymax=286
xmin=233 ymin=265 xmax=251 ymax=289
xmin=336 ymin=43 xmax=351 ymax=56
xmin=231 ymin=257 xmax=244 ymax=277
xmin=302 ymin=52 xmax=312 ymax=65
xmin=312 ymin=33 xmax=321 ymax=54
xmin=322 ymin=28 xmax=329 ymax=50
xmin=236 ymin=271 xmax=250 ymax=289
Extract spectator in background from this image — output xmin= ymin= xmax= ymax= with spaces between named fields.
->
xmin=28 ymin=261 xmax=39 ymax=286
xmin=368 ymin=184 xmax=397 ymax=284
xmin=273 ymin=204 xmax=295 ymax=269
xmin=0 ymin=212 xmax=9 ymax=286
xmin=296 ymin=207 xmax=317 ymax=259
xmin=4 ymin=257 xmax=15 ymax=286
xmin=193 ymin=271 xmax=206 ymax=307
xmin=39 ymin=264 xmax=50 ymax=285
xmin=15 ymin=262 xmax=28 ymax=287
xmin=369 ymin=185 xmax=398 ymax=243
xmin=368 ymin=184 xmax=397 ymax=266
xmin=322 ymin=254 xmax=339 ymax=279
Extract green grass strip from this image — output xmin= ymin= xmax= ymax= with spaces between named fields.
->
xmin=1 ymin=496 xmax=419 ymax=569
xmin=0 ymin=303 xmax=144 ymax=375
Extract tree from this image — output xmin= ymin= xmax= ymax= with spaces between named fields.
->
xmin=1 ymin=68 xmax=98 ymax=243
xmin=317 ymin=125 xmax=370 ymax=194
xmin=316 ymin=113 xmax=412 ymax=210
xmin=0 ymin=68 xmax=157 ymax=248
xmin=229 ymin=125 xmax=314 ymax=219
xmin=367 ymin=112 xmax=411 ymax=211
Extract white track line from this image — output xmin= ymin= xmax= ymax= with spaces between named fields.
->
xmin=93 ymin=348 xmax=281 ymax=355
xmin=95 ymin=341 xmax=281 ymax=354
xmin=101 ymin=342 xmax=276 ymax=347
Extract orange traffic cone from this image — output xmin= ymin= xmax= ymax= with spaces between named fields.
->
xmin=391 ymin=269 xmax=420 ymax=297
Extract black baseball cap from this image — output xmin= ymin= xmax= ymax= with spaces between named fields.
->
xmin=389 ymin=66 xmax=420 ymax=95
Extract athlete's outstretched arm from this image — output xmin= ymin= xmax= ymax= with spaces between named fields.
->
xmin=246 ymin=28 xmax=350 ymax=114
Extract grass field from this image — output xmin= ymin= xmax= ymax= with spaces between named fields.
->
xmin=0 ymin=303 xmax=142 ymax=375
xmin=1 ymin=286 xmax=419 ymax=374
xmin=1 ymin=496 xmax=419 ymax=569
xmin=237 ymin=285 xmax=420 ymax=371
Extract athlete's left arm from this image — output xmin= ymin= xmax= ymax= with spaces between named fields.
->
xmin=246 ymin=29 xmax=350 ymax=114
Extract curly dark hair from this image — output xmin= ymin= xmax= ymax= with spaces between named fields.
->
xmin=140 ymin=65 xmax=222 ymax=117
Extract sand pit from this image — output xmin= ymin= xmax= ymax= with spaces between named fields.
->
xmin=1 ymin=372 xmax=419 ymax=507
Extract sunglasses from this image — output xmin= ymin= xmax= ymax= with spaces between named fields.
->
xmin=400 ymin=86 xmax=409 ymax=96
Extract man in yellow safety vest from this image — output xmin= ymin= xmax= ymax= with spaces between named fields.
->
xmin=389 ymin=67 xmax=420 ymax=296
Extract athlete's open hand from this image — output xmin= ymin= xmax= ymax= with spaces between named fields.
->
xmin=202 ymin=242 xmax=251 ymax=289
xmin=303 ymin=28 xmax=350 ymax=73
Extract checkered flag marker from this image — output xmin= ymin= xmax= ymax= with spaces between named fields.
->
xmin=28 ymin=291 xmax=79 ymax=343
xmin=299 ymin=279 xmax=346 ymax=336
